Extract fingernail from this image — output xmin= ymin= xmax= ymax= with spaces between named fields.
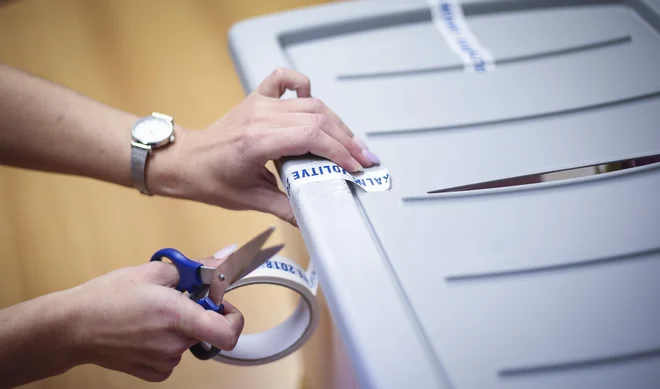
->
xmin=362 ymin=150 xmax=380 ymax=165
xmin=213 ymin=244 xmax=238 ymax=259
xmin=353 ymin=137 xmax=369 ymax=151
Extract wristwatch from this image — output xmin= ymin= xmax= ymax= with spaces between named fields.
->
xmin=130 ymin=112 xmax=175 ymax=195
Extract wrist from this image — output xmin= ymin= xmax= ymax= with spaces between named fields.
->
xmin=144 ymin=124 xmax=190 ymax=199
xmin=0 ymin=290 xmax=81 ymax=387
xmin=55 ymin=288 xmax=88 ymax=369
xmin=27 ymin=289 xmax=83 ymax=374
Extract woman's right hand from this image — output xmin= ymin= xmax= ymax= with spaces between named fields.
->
xmin=65 ymin=246 xmax=243 ymax=382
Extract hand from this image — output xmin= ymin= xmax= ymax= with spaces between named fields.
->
xmin=155 ymin=68 xmax=380 ymax=225
xmin=65 ymin=246 xmax=243 ymax=382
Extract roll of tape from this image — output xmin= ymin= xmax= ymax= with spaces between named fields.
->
xmin=212 ymin=255 xmax=319 ymax=366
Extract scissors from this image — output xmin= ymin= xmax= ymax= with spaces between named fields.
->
xmin=149 ymin=226 xmax=284 ymax=360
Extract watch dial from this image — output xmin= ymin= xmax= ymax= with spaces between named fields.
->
xmin=133 ymin=117 xmax=172 ymax=144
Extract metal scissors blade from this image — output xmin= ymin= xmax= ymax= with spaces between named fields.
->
xmin=198 ymin=226 xmax=276 ymax=286
xmin=232 ymin=243 xmax=285 ymax=282
xmin=220 ymin=226 xmax=276 ymax=284
xmin=207 ymin=226 xmax=279 ymax=303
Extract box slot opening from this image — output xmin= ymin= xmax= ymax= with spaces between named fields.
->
xmin=427 ymin=154 xmax=660 ymax=194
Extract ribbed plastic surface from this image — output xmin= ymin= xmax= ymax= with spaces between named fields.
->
xmin=229 ymin=1 xmax=660 ymax=387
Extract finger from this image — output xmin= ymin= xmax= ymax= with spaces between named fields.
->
xmin=258 ymin=113 xmax=374 ymax=167
xmin=177 ymin=244 xmax=238 ymax=275
xmin=252 ymin=125 xmax=363 ymax=173
xmin=97 ymin=358 xmax=172 ymax=383
xmin=255 ymin=67 xmax=311 ymax=98
xmin=249 ymin=185 xmax=297 ymax=227
xmin=273 ymin=98 xmax=382 ymax=165
xmin=130 ymin=351 xmax=183 ymax=373
xmin=212 ymin=244 xmax=238 ymax=260
xmin=128 ymin=338 xmax=192 ymax=365
xmin=134 ymin=364 xmax=173 ymax=382
xmin=177 ymin=299 xmax=244 ymax=351
xmin=139 ymin=261 xmax=181 ymax=288
xmin=261 ymin=165 xmax=279 ymax=187
xmin=276 ymin=97 xmax=354 ymax=137
xmin=150 ymin=356 xmax=182 ymax=373
xmin=219 ymin=300 xmax=246 ymax=348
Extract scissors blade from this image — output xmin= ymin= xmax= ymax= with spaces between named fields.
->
xmin=232 ymin=244 xmax=285 ymax=283
xmin=207 ymin=226 xmax=276 ymax=304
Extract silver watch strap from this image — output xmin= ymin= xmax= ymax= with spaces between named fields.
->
xmin=131 ymin=142 xmax=151 ymax=195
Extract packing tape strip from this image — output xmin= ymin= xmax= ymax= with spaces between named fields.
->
xmin=284 ymin=160 xmax=391 ymax=196
xmin=212 ymin=255 xmax=319 ymax=366
xmin=428 ymin=0 xmax=495 ymax=72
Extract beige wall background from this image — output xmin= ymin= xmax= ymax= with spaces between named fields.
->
xmin=0 ymin=1 xmax=355 ymax=388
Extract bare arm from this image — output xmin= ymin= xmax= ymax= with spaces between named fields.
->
xmin=0 ymin=64 xmax=179 ymax=194
xmin=0 ymin=64 xmax=377 ymax=223
xmin=0 ymin=290 xmax=76 ymax=388
xmin=0 ymin=252 xmax=244 ymax=389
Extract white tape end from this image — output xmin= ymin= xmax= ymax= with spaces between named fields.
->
xmin=285 ymin=161 xmax=391 ymax=195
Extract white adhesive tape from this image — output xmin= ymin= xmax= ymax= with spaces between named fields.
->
xmin=428 ymin=0 xmax=495 ymax=72
xmin=284 ymin=160 xmax=391 ymax=196
xmin=213 ymin=255 xmax=319 ymax=366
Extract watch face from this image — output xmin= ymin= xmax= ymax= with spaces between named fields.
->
xmin=132 ymin=117 xmax=172 ymax=145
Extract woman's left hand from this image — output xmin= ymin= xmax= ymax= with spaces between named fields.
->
xmin=150 ymin=68 xmax=379 ymax=225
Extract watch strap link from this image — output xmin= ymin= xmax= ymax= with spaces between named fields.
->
xmin=131 ymin=142 xmax=152 ymax=195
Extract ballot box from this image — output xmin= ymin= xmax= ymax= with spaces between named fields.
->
xmin=228 ymin=1 xmax=660 ymax=388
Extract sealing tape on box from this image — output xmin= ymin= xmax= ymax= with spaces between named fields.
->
xmin=213 ymin=255 xmax=319 ymax=366
xmin=284 ymin=160 xmax=391 ymax=196
xmin=428 ymin=0 xmax=495 ymax=72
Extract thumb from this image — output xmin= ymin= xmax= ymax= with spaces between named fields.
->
xmin=142 ymin=244 xmax=238 ymax=287
xmin=140 ymin=261 xmax=181 ymax=288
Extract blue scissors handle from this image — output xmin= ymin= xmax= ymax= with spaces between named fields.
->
xmin=150 ymin=248 xmax=205 ymax=294
xmin=150 ymin=248 xmax=224 ymax=360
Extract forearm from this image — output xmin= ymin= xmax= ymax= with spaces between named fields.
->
xmin=0 ymin=290 xmax=78 ymax=389
xmin=0 ymin=64 xmax=182 ymax=194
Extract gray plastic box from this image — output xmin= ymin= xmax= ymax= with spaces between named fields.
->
xmin=228 ymin=1 xmax=660 ymax=388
